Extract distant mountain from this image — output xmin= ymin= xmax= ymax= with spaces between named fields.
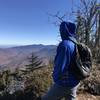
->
xmin=0 ymin=45 xmax=20 ymax=48
xmin=0 ymin=44 xmax=57 ymax=70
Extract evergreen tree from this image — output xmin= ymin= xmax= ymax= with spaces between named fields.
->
xmin=25 ymin=52 xmax=44 ymax=72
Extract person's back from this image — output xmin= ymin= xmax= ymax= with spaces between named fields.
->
xmin=41 ymin=21 xmax=80 ymax=100
xmin=53 ymin=39 xmax=79 ymax=87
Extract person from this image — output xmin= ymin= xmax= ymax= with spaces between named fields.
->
xmin=41 ymin=21 xmax=80 ymax=100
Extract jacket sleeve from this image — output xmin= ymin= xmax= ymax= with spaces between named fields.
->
xmin=54 ymin=44 xmax=71 ymax=73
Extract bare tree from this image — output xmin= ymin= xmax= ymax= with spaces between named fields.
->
xmin=75 ymin=0 xmax=99 ymax=45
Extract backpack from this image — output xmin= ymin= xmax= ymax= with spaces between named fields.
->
xmin=69 ymin=37 xmax=92 ymax=80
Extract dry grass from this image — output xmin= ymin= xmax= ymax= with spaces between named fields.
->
xmin=28 ymin=63 xmax=100 ymax=99
xmin=77 ymin=92 xmax=100 ymax=100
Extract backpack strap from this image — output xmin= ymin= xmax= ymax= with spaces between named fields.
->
xmin=68 ymin=37 xmax=80 ymax=60
xmin=68 ymin=37 xmax=79 ymax=45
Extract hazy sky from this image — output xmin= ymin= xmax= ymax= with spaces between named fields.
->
xmin=0 ymin=0 xmax=79 ymax=45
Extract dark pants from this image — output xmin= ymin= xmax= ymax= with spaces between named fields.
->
xmin=41 ymin=83 xmax=80 ymax=100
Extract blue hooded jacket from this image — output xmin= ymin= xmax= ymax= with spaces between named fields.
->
xmin=52 ymin=21 xmax=80 ymax=87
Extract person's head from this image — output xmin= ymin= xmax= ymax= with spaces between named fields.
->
xmin=59 ymin=21 xmax=76 ymax=40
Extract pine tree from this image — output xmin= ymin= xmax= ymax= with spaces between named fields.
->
xmin=25 ymin=52 xmax=44 ymax=72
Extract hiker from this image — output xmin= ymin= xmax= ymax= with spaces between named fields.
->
xmin=41 ymin=21 xmax=80 ymax=100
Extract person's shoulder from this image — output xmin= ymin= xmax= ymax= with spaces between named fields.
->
xmin=58 ymin=40 xmax=66 ymax=47
xmin=59 ymin=40 xmax=73 ymax=46
xmin=58 ymin=40 xmax=69 ymax=50
xmin=59 ymin=40 xmax=75 ymax=50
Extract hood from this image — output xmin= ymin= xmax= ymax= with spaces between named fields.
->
xmin=60 ymin=21 xmax=76 ymax=40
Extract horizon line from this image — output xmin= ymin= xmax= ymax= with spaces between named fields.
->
xmin=0 ymin=43 xmax=57 ymax=47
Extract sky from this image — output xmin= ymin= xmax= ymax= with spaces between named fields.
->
xmin=0 ymin=0 xmax=79 ymax=45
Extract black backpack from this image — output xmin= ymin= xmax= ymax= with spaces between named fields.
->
xmin=69 ymin=37 xmax=92 ymax=80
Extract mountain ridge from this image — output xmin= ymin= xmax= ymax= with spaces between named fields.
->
xmin=0 ymin=44 xmax=57 ymax=70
